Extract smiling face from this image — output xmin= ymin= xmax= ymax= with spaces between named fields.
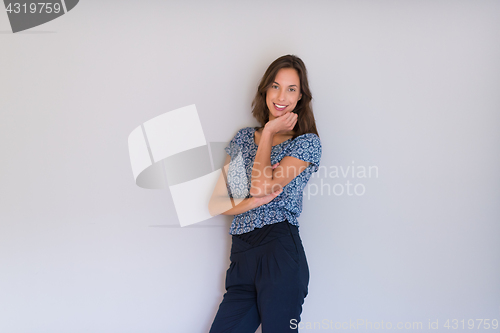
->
xmin=265 ymin=67 xmax=302 ymax=121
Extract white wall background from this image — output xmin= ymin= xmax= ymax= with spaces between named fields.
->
xmin=1 ymin=1 xmax=499 ymax=332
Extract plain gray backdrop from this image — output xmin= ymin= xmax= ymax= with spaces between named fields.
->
xmin=1 ymin=1 xmax=499 ymax=332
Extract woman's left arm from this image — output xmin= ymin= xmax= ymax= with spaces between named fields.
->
xmin=250 ymin=126 xmax=309 ymax=198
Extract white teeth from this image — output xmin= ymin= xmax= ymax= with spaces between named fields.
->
xmin=275 ymin=104 xmax=286 ymax=108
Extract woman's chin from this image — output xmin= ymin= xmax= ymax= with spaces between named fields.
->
xmin=272 ymin=110 xmax=286 ymax=117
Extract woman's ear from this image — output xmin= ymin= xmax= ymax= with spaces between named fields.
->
xmin=299 ymin=93 xmax=302 ymax=101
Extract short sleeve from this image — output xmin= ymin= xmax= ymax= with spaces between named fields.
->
xmin=223 ymin=128 xmax=250 ymax=199
xmin=285 ymin=133 xmax=322 ymax=173
xmin=224 ymin=128 xmax=243 ymax=159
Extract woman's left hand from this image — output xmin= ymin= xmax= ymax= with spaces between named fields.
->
xmin=264 ymin=111 xmax=298 ymax=135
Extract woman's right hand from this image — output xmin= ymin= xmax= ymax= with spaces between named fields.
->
xmin=251 ymin=162 xmax=283 ymax=208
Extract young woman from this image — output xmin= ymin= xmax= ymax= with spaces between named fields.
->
xmin=208 ymin=54 xmax=322 ymax=333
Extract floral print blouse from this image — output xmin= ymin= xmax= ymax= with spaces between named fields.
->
xmin=224 ymin=127 xmax=322 ymax=235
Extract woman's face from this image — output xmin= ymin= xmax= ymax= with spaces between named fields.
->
xmin=265 ymin=67 xmax=302 ymax=122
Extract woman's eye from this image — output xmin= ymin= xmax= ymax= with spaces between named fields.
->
xmin=272 ymin=85 xmax=278 ymax=89
xmin=289 ymin=88 xmax=296 ymax=92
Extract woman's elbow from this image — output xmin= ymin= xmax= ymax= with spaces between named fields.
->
xmin=208 ymin=196 xmax=233 ymax=216
xmin=208 ymin=196 xmax=222 ymax=216
xmin=208 ymin=200 xmax=217 ymax=217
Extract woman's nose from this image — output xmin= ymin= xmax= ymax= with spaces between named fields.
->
xmin=278 ymin=89 xmax=286 ymax=101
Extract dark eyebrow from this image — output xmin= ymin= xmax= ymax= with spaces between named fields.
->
xmin=273 ymin=81 xmax=298 ymax=88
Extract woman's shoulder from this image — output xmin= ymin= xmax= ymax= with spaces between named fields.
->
xmin=286 ymin=132 xmax=322 ymax=158
xmin=233 ymin=126 xmax=255 ymax=135
xmin=228 ymin=127 xmax=255 ymax=144
xmin=241 ymin=126 xmax=257 ymax=134
xmin=291 ymin=132 xmax=321 ymax=145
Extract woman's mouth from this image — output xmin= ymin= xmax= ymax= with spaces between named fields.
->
xmin=273 ymin=103 xmax=287 ymax=111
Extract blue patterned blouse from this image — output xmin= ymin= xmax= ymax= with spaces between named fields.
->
xmin=224 ymin=126 xmax=322 ymax=235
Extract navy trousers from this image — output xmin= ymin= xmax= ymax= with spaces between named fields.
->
xmin=209 ymin=221 xmax=309 ymax=333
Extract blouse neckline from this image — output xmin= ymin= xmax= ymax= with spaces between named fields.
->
xmin=251 ymin=127 xmax=293 ymax=148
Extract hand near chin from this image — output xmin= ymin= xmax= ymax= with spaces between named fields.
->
xmin=265 ymin=111 xmax=298 ymax=135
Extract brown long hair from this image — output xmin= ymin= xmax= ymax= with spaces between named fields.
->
xmin=251 ymin=54 xmax=319 ymax=140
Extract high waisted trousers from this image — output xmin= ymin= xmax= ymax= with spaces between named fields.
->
xmin=209 ymin=220 xmax=309 ymax=333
